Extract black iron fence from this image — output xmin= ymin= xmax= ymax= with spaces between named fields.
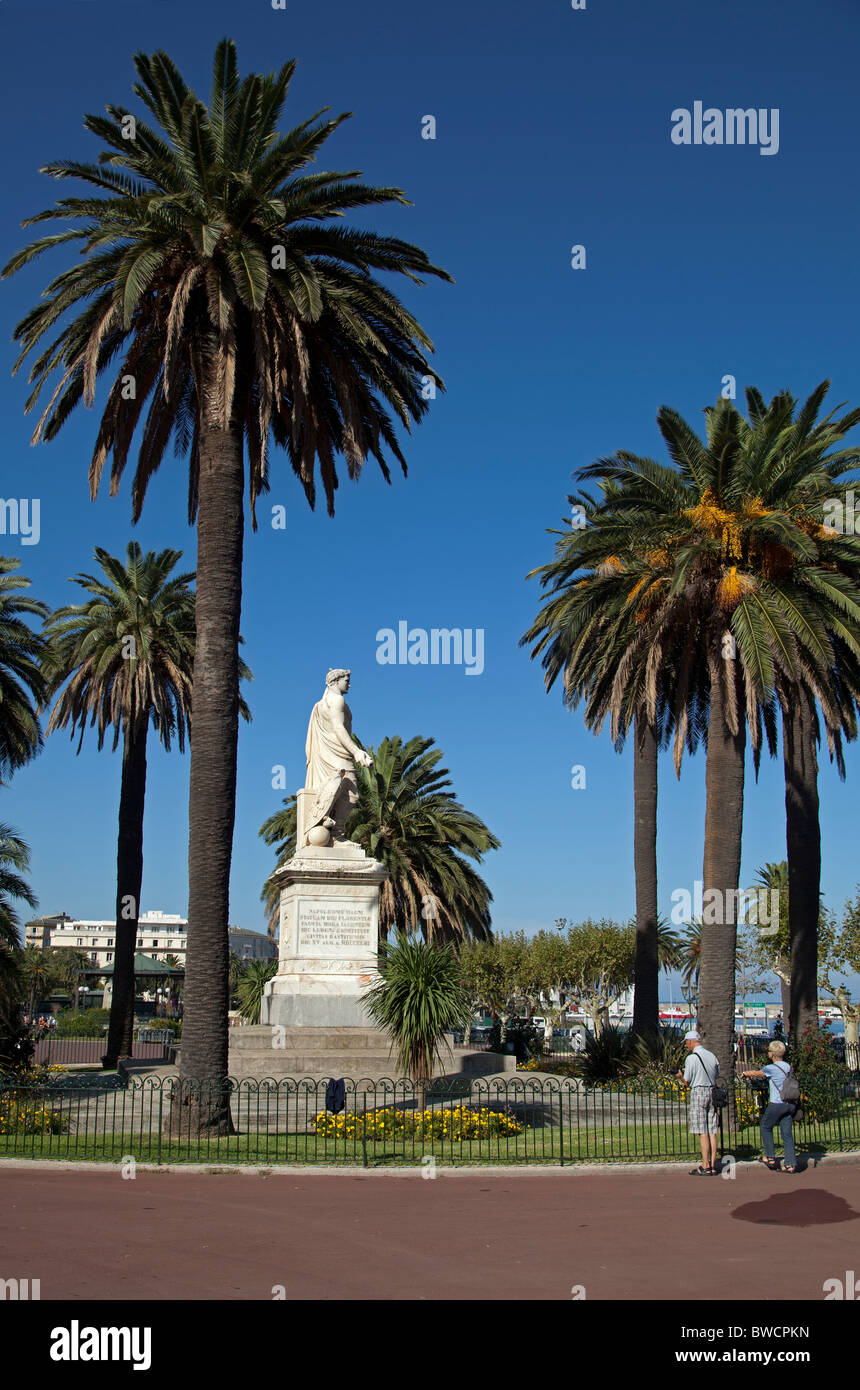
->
xmin=2 ymin=1071 xmax=859 ymax=1167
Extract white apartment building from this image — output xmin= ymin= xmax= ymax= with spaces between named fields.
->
xmin=25 ymin=910 xmax=187 ymax=969
xmin=24 ymin=911 xmax=274 ymax=969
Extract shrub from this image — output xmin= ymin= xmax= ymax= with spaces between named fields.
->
xmin=0 ymin=1088 xmax=69 ymax=1135
xmin=518 ymin=1056 xmax=581 ymax=1077
xmin=791 ymin=1025 xmax=846 ymax=1123
xmin=139 ymin=1017 xmax=182 ymax=1038
xmin=363 ymin=937 xmax=472 ymax=1081
xmin=0 ymin=1021 xmax=36 ymax=1072
xmin=624 ymin=1027 xmax=687 ymax=1079
xmin=55 ymin=1007 xmax=110 ymax=1037
xmin=733 ymin=1089 xmax=763 ymax=1130
xmin=578 ymin=1026 xmax=629 ymax=1083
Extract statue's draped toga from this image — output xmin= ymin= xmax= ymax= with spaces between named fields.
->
xmin=300 ymin=669 xmax=372 ymax=845
xmin=305 ymin=692 xmax=357 ymax=788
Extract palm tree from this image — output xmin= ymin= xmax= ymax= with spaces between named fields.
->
xmin=260 ymin=735 xmax=499 ymax=944
xmin=43 ymin=543 xmax=196 ymax=1068
xmin=680 ymin=921 xmax=701 ymax=1015
xmin=574 ymin=388 xmax=860 ymax=1084
xmin=5 ymin=40 xmax=450 ymax=1126
xmin=162 ymin=953 xmax=182 ymax=1012
xmin=19 ymin=945 xmax=52 ymax=1019
xmin=740 ymin=385 xmax=860 ymax=1043
xmin=656 ymin=918 xmax=684 ymax=973
xmin=0 ymin=558 xmax=48 ymax=780
xmin=0 ymin=825 xmax=38 ymax=1030
xmin=522 ymin=488 xmax=706 ymax=1040
xmin=749 ymin=860 xmax=790 ymax=1022
xmin=236 ymin=958 xmax=277 ymax=1025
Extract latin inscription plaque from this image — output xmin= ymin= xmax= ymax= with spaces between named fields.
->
xmin=297 ymin=900 xmax=374 ymax=957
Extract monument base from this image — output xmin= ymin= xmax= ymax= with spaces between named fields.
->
xmin=260 ymin=836 xmax=387 ymax=1043
xmin=227 ymin=1025 xmax=518 ymax=1082
xmin=260 ymin=987 xmax=374 ymax=1029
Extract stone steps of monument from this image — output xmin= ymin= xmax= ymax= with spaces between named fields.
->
xmin=230 ymin=1027 xmax=389 ymax=1054
xmin=230 ymin=1057 xmax=398 ymax=1080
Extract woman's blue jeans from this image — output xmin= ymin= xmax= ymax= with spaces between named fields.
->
xmin=761 ymin=1102 xmax=797 ymax=1167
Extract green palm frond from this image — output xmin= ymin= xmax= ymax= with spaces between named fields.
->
xmin=259 ymin=735 xmax=498 ymax=944
xmin=0 ymin=558 xmax=49 ymax=779
xmin=3 ymin=38 xmax=452 ymax=523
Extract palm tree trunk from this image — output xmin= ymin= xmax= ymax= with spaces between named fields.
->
xmin=175 ymin=372 xmax=244 ymax=1134
xmin=104 ymin=716 xmax=148 ymax=1069
xmin=699 ymin=650 xmax=745 ymax=1111
xmin=776 ymin=969 xmax=790 ymax=1032
xmin=632 ymin=712 xmax=659 ymax=1038
xmin=783 ymin=691 xmax=820 ymax=1045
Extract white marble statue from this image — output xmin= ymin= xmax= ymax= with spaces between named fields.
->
xmin=302 ymin=669 xmax=372 ymax=845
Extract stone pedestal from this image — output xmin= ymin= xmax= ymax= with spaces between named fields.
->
xmin=260 ymin=840 xmax=387 ymax=1030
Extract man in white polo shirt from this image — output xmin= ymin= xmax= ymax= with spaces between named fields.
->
xmin=676 ymin=1030 xmax=721 ymax=1176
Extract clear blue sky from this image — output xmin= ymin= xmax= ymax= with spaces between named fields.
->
xmin=2 ymin=0 xmax=859 ymax=993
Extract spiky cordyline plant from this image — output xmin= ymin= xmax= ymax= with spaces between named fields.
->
xmin=4 ymin=39 xmax=450 ymax=1126
xmin=362 ymin=934 xmax=472 ymax=1082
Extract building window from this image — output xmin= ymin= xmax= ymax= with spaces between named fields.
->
xmin=106 ymin=953 xmax=113 ymax=962
xmin=108 ymin=939 xmax=114 ymax=947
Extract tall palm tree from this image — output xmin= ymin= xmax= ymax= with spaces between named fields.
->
xmin=260 ymin=735 xmax=499 ymax=944
xmin=522 ymin=488 xmax=707 ymax=1040
xmin=0 ymin=558 xmax=48 ymax=780
xmin=749 ymin=860 xmax=791 ymax=1023
xmin=43 ymin=543 xmax=196 ymax=1068
xmin=19 ymin=944 xmax=52 ymax=1019
xmin=573 ymin=387 xmax=860 ymax=1080
xmin=680 ymin=921 xmax=702 ymax=1014
xmin=5 ymin=40 xmax=450 ymax=1127
xmin=741 ymin=385 xmax=860 ymax=1043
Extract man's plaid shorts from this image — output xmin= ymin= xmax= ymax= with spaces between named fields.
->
xmin=688 ymin=1085 xmax=720 ymax=1134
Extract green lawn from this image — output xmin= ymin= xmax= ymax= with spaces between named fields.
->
xmin=1 ymin=1119 xmax=855 ymax=1167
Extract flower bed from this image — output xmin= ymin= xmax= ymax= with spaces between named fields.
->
xmin=313 ymin=1105 xmax=524 ymax=1142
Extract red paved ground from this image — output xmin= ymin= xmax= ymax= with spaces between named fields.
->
xmin=3 ymin=1164 xmax=859 ymax=1300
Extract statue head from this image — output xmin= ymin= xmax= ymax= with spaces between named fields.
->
xmin=325 ymin=668 xmax=350 ymax=692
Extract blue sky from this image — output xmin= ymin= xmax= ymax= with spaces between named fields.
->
xmin=1 ymin=0 xmax=859 ymax=997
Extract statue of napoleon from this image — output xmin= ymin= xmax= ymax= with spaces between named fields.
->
xmin=301 ymin=669 xmax=373 ymax=847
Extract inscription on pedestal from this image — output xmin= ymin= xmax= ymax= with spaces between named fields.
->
xmin=297 ymin=899 xmax=374 ymax=957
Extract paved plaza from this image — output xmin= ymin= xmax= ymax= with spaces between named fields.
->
xmin=3 ymin=1162 xmax=858 ymax=1301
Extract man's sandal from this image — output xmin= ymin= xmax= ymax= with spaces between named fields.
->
xmin=689 ymin=1165 xmax=714 ymax=1176
xmin=757 ymin=1157 xmax=779 ymax=1170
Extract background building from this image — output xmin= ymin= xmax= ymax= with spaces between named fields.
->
xmin=23 ymin=910 xmax=275 ymax=967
